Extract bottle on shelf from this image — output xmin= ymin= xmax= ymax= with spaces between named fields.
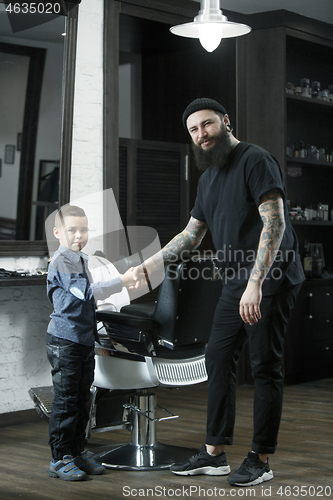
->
xmin=311 ymin=203 xmax=318 ymax=220
xmin=311 ymin=80 xmax=320 ymax=98
xmin=318 ymin=148 xmax=326 ymax=161
xmin=303 ymin=203 xmax=312 ymax=221
xmin=312 ymin=244 xmax=323 ymax=278
xmin=303 ymin=240 xmax=312 ymax=278
xmin=326 ymin=147 xmax=330 ymax=162
xmin=318 ymin=203 xmax=324 ymax=220
xmin=299 ymin=141 xmax=307 ymax=158
xmin=307 ymin=202 xmax=313 ymax=221
xmin=307 ymin=144 xmax=317 ymax=159
xmin=317 ymin=203 xmax=329 ymax=220
xmin=286 ymin=139 xmax=294 ymax=158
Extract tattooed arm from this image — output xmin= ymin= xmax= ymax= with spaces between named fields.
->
xmin=239 ymin=189 xmax=286 ymax=324
xmin=132 ymin=217 xmax=208 ymax=285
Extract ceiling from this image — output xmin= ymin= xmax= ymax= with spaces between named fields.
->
xmin=1 ymin=0 xmax=332 ymax=44
xmin=0 ymin=3 xmax=65 ymax=43
xmin=193 ymin=0 xmax=333 ymax=26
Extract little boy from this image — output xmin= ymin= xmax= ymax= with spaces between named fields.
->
xmin=46 ymin=205 xmax=138 ymax=481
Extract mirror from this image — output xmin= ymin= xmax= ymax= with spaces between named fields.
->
xmin=0 ymin=1 xmax=79 ymax=254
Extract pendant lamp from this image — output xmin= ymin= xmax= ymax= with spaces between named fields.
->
xmin=170 ymin=0 xmax=251 ymax=52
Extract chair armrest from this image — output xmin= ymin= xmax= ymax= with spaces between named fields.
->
xmin=96 ymin=310 xmax=155 ymax=331
xmin=96 ymin=309 xmax=156 ymax=356
xmin=120 ymin=303 xmax=156 ymax=319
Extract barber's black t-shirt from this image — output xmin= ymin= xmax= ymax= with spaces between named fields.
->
xmin=191 ymin=142 xmax=305 ymax=298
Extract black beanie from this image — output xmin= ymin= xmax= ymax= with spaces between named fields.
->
xmin=182 ymin=98 xmax=227 ymax=129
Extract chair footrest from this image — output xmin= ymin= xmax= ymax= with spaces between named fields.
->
xmin=93 ymin=442 xmax=199 ymax=471
xmin=28 ymin=386 xmax=54 ymax=422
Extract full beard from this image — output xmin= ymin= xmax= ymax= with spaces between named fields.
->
xmin=191 ymin=127 xmax=234 ymax=172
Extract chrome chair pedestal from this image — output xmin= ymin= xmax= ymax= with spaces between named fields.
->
xmin=93 ymin=391 xmax=198 ymax=470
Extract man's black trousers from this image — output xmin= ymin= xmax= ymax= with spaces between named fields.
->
xmin=205 ymin=284 xmax=301 ymax=454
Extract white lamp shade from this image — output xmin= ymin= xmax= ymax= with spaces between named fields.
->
xmin=170 ymin=0 xmax=251 ymax=52
xmin=170 ymin=20 xmax=251 ymax=40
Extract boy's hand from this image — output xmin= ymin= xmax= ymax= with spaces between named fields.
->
xmin=132 ymin=258 xmax=159 ymax=288
xmin=120 ymin=267 xmax=146 ymax=289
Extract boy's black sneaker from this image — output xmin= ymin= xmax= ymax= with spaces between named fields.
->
xmin=228 ymin=452 xmax=273 ymax=486
xmin=170 ymin=445 xmax=231 ymax=476
xmin=73 ymin=450 xmax=106 ymax=475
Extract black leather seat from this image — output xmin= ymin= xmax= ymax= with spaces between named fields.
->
xmin=90 ymin=257 xmax=222 ymax=470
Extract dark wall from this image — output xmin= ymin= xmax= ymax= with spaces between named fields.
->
xmin=120 ymin=14 xmax=236 ymax=145
xmin=141 ymin=40 xmax=236 ymax=145
xmin=120 ymin=13 xmax=237 ymax=251
xmin=141 ymin=37 xmax=236 ymax=253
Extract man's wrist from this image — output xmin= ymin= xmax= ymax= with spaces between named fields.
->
xmin=145 ymin=254 xmax=162 ymax=273
xmin=248 ymin=277 xmax=263 ymax=288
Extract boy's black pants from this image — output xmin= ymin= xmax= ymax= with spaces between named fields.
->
xmin=46 ymin=333 xmax=95 ymax=460
xmin=205 ymin=284 xmax=301 ymax=454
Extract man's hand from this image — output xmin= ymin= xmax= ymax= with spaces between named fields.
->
xmin=239 ymin=281 xmax=262 ymax=325
xmin=132 ymin=264 xmax=145 ymax=285
xmin=131 ymin=255 xmax=162 ymax=290
xmin=129 ymin=264 xmax=148 ymax=290
xmin=239 ymin=188 xmax=285 ymax=325
xmin=120 ymin=267 xmax=138 ymax=288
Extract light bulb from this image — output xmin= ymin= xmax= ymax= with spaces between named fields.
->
xmin=199 ymin=23 xmax=223 ymax=52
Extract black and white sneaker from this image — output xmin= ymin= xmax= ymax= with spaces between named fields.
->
xmin=228 ymin=452 xmax=273 ymax=486
xmin=170 ymin=445 xmax=231 ymax=476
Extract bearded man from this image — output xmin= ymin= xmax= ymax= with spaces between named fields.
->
xmin=133 ymin=98 xmax=304 ymax=486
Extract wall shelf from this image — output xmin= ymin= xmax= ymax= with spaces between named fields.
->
xmin=287 ymin=158 xmax=333 ymax=168
xmin=237 ymin=20 xmax=333 ymax=383
xmin=286 ymin=93 xmax=333 ymax=109
xmin=291 ymin=220 xmax=333 ymax=226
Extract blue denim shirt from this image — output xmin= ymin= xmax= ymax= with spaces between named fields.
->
xmin=47 ymin=246 xmax=122 ymax=346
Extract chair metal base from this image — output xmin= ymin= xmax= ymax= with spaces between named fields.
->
xmin=93 ymin=442 xmax=199 ymax=471
xmin=91 ymin=390 xmax=198 ymax=470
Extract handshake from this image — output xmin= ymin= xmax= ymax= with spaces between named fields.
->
xmin=119 ymin=258 xmax=161 ymax=291
xmin=115 ymin=252 xmax=164 ymax=296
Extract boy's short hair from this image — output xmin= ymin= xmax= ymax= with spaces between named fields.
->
xmin=54 ymin=205 xmax=87 ymax=228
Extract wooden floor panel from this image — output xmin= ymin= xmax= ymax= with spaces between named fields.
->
xmin=0 ymin=379 xmax=332 ymax=500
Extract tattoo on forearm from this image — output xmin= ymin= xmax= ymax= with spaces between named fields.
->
xmin=152 ymin=218 xmax=207 ymax=264
xmin=249 ymin=189 xmax=285 ymax=283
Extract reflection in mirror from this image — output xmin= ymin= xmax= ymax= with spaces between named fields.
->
xmin=0 ymin=6 xmax=65 ymax=241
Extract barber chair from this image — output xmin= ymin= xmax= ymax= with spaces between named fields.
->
xmin=89 ymin=257 xmax=222 ymax=470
